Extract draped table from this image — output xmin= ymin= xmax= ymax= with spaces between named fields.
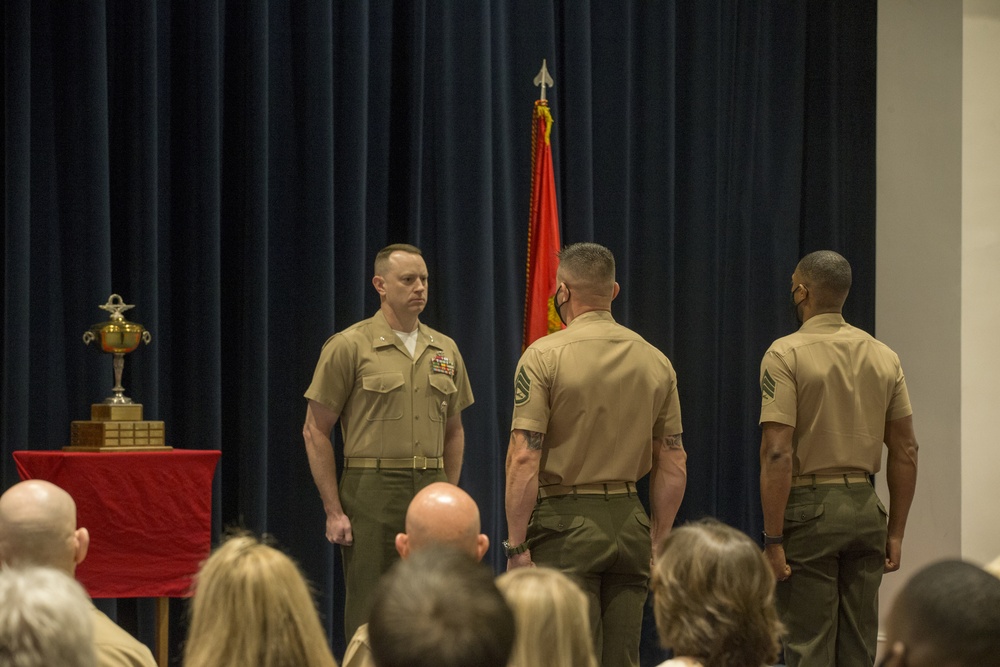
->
xmin=13 ymin=449 xmax=221 ymax=666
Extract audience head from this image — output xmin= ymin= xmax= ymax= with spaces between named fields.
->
xmin=368 ymin=547 xmax=514 ymax=667
xmin=651 ymin=519 xmax=782 ymax=667
xmin=183 ymin=533 xmax=337 ymax=667
xmin=881 ymin=559 xmax=1000 ymax=667
xmin=496 ymin=567 xmax=598 ymax=667
xmin=395 ymin=482 xmax=489 ymax=560
xmin=0 ymin=480 xmax=89 ymax=574
xmin=0 ymin=566 xmax=96 ymax=667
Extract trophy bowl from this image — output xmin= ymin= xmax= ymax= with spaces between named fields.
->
xmin=82 ymin=294 xmax=152 ymax=405
xmin=86 ymin=320 xmax=148 ymax=354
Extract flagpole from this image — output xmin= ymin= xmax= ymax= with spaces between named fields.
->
xmin=523 ymin=61 xmax=562 ymax=350
xmin=534 ymin=59 xmax=553 ymax=102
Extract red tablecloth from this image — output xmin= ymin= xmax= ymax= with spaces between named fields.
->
xmin=13 ymin=450 xmax=220 ymax=598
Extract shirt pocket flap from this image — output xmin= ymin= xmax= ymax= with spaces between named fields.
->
xmin=428 ymin=373 xmax=458 ymax=395
xmin=784 ymin=503 xmax=825 ymax=524
xmin=361 ymin=372 xmax=405 ymax=394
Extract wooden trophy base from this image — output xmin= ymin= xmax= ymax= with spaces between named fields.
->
xmin=64 ymin=403 xmax=172 ymax=452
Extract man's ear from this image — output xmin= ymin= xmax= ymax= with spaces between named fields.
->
xmin=611 ymin=282 xmax=621 ymax=301
xmin=475 ymin=534 xmax=490 ymax=562
xmin=73 ymin=527 xmax=90 ymax=567
xmin=395 ymin=533 xmax=410 ymax=559
xmin=372 ymin=275 xmax=386 ymax=295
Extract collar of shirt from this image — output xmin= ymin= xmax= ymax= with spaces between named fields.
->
xmin=369 ymin=309 xmax=443 ymax=355
xmin=568 ymin=309 xmax=615 ymax=327
xmin=798 ymin=312 xmax=847 ymax=333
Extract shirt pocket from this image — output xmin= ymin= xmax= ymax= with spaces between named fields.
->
xmin=784 ymin=502 xmax=825 ymax=528
xmin=427 ymin=373 xmax=457 ymax=423
xmin=361 ymin=372 xmax=405 ymax=421
xmin=531 ymin=511 xmax=585 ymax=535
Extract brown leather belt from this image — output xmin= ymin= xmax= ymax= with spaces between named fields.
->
xmin=344 ymin=456 xmax=443 ymax=470
xmin=538 ymin=481 xmax=637 ymax=499
xmin=791 ymin=472 xmax=870 ymax=487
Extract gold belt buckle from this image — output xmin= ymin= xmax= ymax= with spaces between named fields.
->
xmin=413 ymin=456 xmax=428 ymax=470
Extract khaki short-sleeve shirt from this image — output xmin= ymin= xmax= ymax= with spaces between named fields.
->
xmin=759 ymin=313 xmax=912 ymax=475
xmin=305 ymin=310 xmax=474 ymax=458
xmin=511 ymin=310 xmax=682 ymax=487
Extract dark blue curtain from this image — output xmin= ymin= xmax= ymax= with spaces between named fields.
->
xmin=2 ymin=1 xmax=875 ymax=663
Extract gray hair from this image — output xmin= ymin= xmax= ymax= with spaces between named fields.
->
xmin=0 ymin=566 xmax=96 ymax=667
xmin=369 ymin=547 xmax=514 ymax=667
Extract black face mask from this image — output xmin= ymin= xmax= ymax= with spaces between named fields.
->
xmin=554 ymin=285 xmax=571 ymax=327
xmin=790 ymin=285 xmax=806 ymax=324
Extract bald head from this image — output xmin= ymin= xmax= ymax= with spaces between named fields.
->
xmin=0 ymin=480 xmax=89 ymax=574
xmin=395 ymin=483 xmax=489 ymax=561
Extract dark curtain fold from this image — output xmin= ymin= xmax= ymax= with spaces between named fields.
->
xmin=2 ymin=1 xmax=875 ymax=663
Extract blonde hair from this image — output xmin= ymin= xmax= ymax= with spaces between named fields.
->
xmin=496 ymin=567 xmax=598 ymax=667
xmin=183 ymin=534 xmax=337 ymax=667
xmin=651 ymin=520 xmax=782 ymax=667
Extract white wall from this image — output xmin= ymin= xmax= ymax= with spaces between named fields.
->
xmin=961 ymin=0 xmax=1000 ymax=566
xmin=875 ymin=0 xmax=963 ymax=642
xmin=876 ymin=0 xmax=1000 ymax=654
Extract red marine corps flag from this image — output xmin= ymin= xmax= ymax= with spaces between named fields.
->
xmin=522 ymin=60 xmax=563 ymax=351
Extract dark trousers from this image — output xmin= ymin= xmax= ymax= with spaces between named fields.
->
xmin=527 ymin=494 xmax=651 ymax=667
xmin=338 ymin=467 xmax=446 ymax=640
xmin=777 ymin=480 xmax=887 ymax=667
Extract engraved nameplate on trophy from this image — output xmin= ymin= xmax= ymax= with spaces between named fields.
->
xmin=64 ymin=294 xmax=171 ymax=452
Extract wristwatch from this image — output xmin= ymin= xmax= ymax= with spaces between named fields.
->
xmin=502 ymin=539 xmax=529 ymax=558
xmin=762 ymin=531 xmax=783 ymax=546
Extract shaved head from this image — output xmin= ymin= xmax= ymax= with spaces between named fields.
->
xmin=795 ymin=250 xmax=852 ymax=310
xmin=556 ymin=243 xmax=616 ymax=300
xmin=0 ymin=480 xmax=89 ymax=574
xmin=396 ymin=483 xmax=489 ymax=561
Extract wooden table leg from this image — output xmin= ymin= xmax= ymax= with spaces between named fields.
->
xmin=155 ymin=597 xmax=169 ymax=667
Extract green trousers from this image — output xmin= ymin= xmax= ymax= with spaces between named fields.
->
xmin=338 ymin=467 xmax=446 ymax=640
xmin=778 ymin=480 xmax=887 ymax=667
xmin=527 ymin=493 xmax=651 ymax=667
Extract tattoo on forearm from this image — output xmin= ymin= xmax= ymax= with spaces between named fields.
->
xmin=525 ymin=431 xmax=544 ymax=451
xmin=661 ymin=434 xmax=684 ymax=450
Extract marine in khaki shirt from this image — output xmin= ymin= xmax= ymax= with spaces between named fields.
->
xmin=758 ymin=250 xmax=919 ymax=667
xmin=303 ymin=244 xmax=474 ymax=640
xmin=505 ymin=243 xmax=686 ymax=667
